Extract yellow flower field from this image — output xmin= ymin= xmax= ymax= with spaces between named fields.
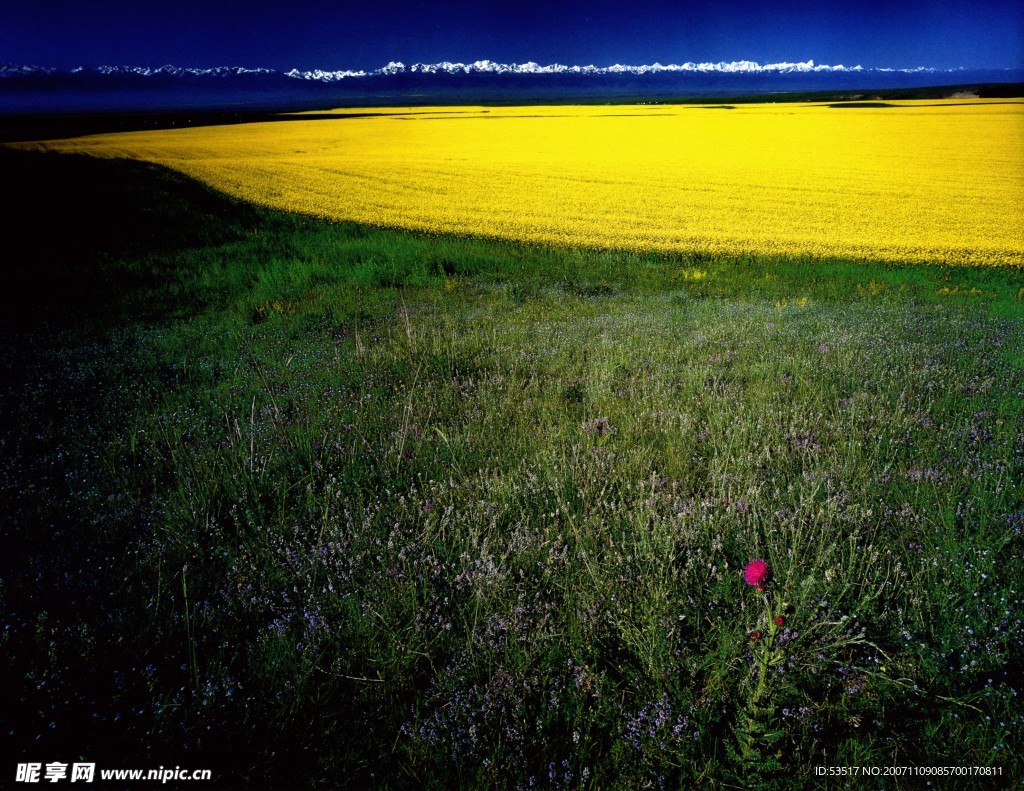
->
xmin=22 ymin=100 xmax=1024 ymax=266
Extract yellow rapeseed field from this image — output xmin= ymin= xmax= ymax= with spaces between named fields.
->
xmin=23 ymin=100 xmax=1024 ymax=266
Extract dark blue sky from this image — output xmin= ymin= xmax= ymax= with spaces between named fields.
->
xmin=2 ymin=1 xmax=1022 ymax=71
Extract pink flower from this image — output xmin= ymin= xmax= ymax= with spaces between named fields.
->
xmin=743 ymin=559 xmax=769 ymax=590
xmin=774 ymin=616 xmax=785 ymax=627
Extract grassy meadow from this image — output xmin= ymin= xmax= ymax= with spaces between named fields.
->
xmin=1 ymin=104 xmax=1023 ymax=790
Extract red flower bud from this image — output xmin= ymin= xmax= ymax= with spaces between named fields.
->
xmin=774 ymin=616 xmax=785 ymax=627
xmin=751 ymin=630 xmax=762 ymax=641
xmin=743 ymin=559 xmax=769 ymax=588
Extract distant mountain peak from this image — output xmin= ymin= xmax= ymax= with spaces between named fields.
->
xmin=281 ymin=59 xmax=904 ymax=80
xmin=1 ymin=59 xmax=954 ymax=83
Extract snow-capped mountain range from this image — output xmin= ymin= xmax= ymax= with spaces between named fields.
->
xmin=3 ymin=58 xmax=949 ymax=82
xmin=286 ymin=59 xmax=878 ymax=80
xmin=1 ymin=59 xmax=1019 ymax=115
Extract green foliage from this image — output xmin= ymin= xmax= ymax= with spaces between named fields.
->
xmin=2 ymin=148 xmax=1022 ymax=788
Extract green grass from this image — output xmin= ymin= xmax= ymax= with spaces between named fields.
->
xmin=2 ymin=147 xmax=1022 ymax=788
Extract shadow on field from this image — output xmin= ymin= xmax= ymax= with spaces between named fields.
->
xmin=824 ymin=100 xmax=1023 ymax=108
xmin=0 ymin=147 xmax=270 ymax=329
xmin=825 ymin=101 xmax=899 ymax=108
xmin=0 ymin=109 xmax=485 ymax=143
xmin=0 ymin=147 xmax=301 ymax=780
